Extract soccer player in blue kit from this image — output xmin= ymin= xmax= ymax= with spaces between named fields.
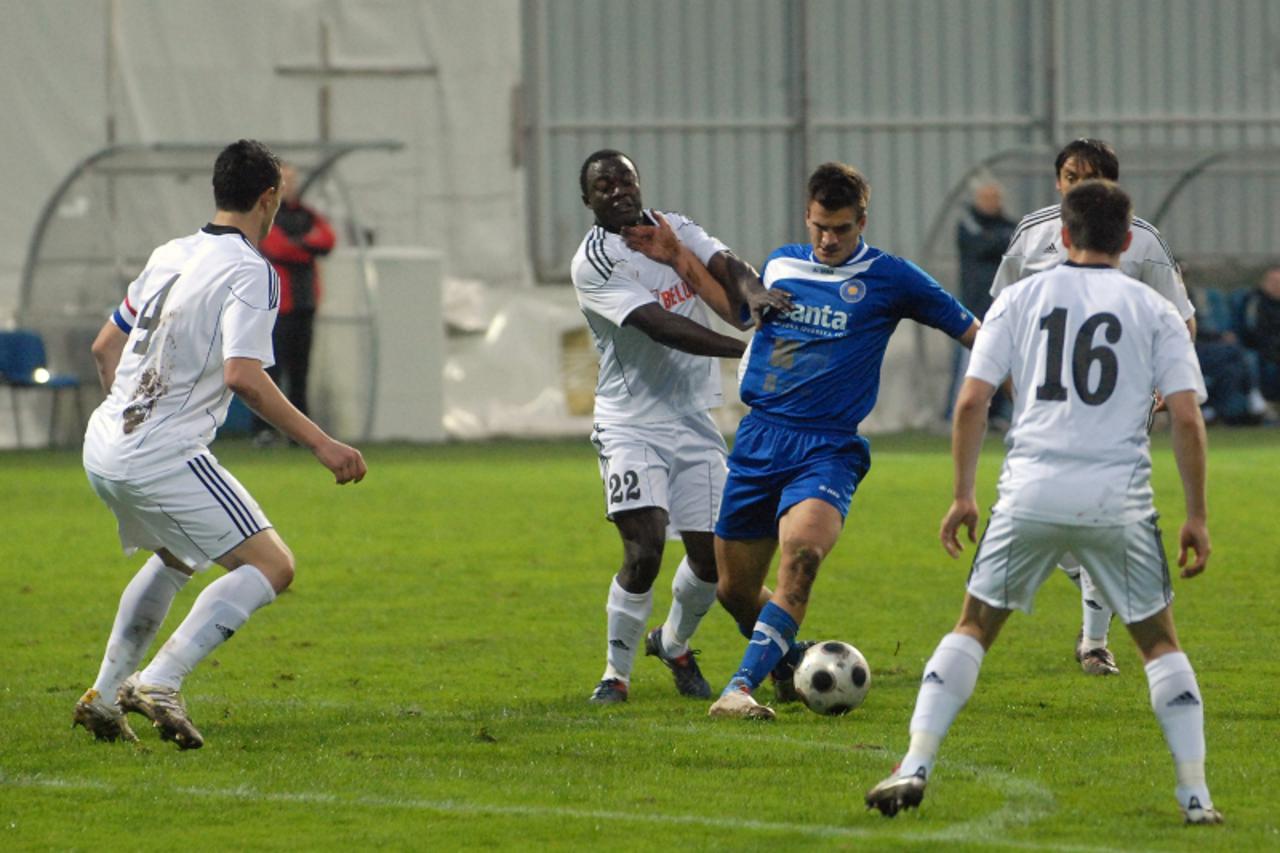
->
xmin=707 ymin=162 xmax=980 ymax=719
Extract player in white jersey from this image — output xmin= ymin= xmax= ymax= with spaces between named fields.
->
xmin=571 ymin=149 xmax=787 ymax=704
xmin=868 ymin=180 xmax=1221 ymax=825
xmin=990 ymin=138 xmax=1196 ymax=675
xmin=73 ymin=140 xmax=366 ymax=749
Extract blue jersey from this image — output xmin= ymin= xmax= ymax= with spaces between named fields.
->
xmin=739 ymin=239 xmax=974 ymax=430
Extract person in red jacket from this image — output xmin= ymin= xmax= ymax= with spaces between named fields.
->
xmin=253 ymin=163 xmax=335 ymax=443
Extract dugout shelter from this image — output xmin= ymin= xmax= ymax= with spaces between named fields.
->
xmin=18 ymin=140 xmax=399 ymax=443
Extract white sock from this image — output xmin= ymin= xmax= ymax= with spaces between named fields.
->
xmin=1079 ymin=567 xmax=1112 ymax=650
xmin=603 ymin=576 xmax=653 ymax=683
xmin=140 ymin=565 xmax=276 ymax=690
xmin=1145 ymin=651 xmax=1212 ymax=810
xmin=92 ymin=555 xmax=190 ymax=699
xmin=660 ymin=557 xmax=717 ymax=657
xmin=901 ymin=633 xmax=986 ymax=779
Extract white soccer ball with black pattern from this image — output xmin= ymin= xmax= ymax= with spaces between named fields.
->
xmin=794 ymin=641 xmax=871 ymax=716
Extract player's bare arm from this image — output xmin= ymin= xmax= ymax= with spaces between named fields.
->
xmin=623 ymin=304 xmax=747 ymax=358
xmin=622 ymin=212 xmax=739 ymax=325
xmin=1165 ymin=389 xmax=1210 ymax=577
xmin=224 ymin=357 xmax=367 ymax=484
xmin=90 ymin=321 xmax=128 ymax=393
xmin=707 ymin=250 xmax=791 ymax=330
xmin=941 ymin=376 xmax=996 ymax=558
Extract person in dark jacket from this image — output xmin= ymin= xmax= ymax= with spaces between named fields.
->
xmin=946 ymin=178 xmax=1015 ymax=425
xmin=252 ymin=163 xmax=335 ymax=443
xmin=1238 ymin=265 xmax=1280 ymax=403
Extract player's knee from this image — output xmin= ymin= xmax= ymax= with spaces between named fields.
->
xmin=256 ymin=544 xmax=296 ymax=593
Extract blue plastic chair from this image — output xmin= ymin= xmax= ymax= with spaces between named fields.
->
xmin=0 ymin=329 xmax=84 ymax=447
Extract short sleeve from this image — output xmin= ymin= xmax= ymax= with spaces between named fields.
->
xmin=111 ymin=274 xmax=146 ymax=333
xmin=966 ymin=292 xmax=1015 ymax=386
xmin=989 ymin=246 xmax=1027 ymax=299
xmin=222 ymin=258 xmax=278 ymax=367
xmin=111 ymin=251 xmax=161 ymax=332
xmin=1138 ymin=259 xmax=1195 ymax=321
xmin=1152 ymin=300 xmax=1207 ymax=402
xmin=897 ymin=258 xmax=975 ymax=338
xmin=666 ymin=212 xmax=729 ymax=267
xmin=573 ymin=254 xmax=656 ymax=327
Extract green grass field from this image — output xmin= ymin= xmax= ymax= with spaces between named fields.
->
xmin=3 ymin=430 xmax=1278 ymax=851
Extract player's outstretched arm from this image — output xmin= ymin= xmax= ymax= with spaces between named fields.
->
xmin=707 ymin=250 xmax=792 ymax=330
xmin=1165 ymin=389 xmax=1210 ymax=577
xmin=622 ymin=212 xmax=741 ymax=326
xmin=225 ymin=357 xmax=367 ymax=484
xmin=941 ymin=377 xmax=995 ymax=557
xmin=90 ymin=321 xmax=129 ymax=393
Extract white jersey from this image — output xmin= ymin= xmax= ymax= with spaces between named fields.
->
xmin=967 ymin=262 xmax=1206 ymax=526
xmin=84 ymin=224 xmax=279 ymax=480
xmin=570 ymin=209 xmax=727 ymax=424
xmin=990 ymin=204 xmax=1195 ymax=322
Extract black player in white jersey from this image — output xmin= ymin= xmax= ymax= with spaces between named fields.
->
xmin=570 ymin=150 xmax=787 ymax=704
xmin=868 ymin=180 xmax=1221 ymax=825
xmin=74 ymin=140 xmax=366 ymax=749
xmin=990 ymin=138 xmax=1196 ymax=676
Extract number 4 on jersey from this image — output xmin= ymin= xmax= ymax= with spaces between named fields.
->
xmin=1035 ymin=307 xmax=1123 ymax=406
xmin=132 ymin=274 xmax=180 ymax=355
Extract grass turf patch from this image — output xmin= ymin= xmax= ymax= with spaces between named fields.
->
xmin=2 ymin=429 xmax=1277 ymax=850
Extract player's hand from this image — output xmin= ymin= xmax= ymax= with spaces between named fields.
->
xmin=313 ymin=438 xmax=367 ymax=485
xmin=746 ymin=287 xmax=793 ymax=329
xmin=1151 ymin=390 xmax=1167 ymax=413
xmin=1177 ymin=517 xmax=1210 ymax=578
xmin=621 ymin=211 xmax=680 ymax=265
xmin=940 ymin=498 xmax=979 ymax=558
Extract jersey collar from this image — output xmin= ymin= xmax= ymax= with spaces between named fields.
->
xmin=809 ymin=238 xmax=869 ymax=268
xmin=1062 ymin=260 xmax=1114 ymax=269
xmin=202 ymin=223 xmax=247 ymax=238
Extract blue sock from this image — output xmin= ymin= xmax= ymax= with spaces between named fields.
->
xmin=728 ymin=602 xmax=798 ymax=691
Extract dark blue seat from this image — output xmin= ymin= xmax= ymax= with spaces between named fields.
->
xmin=0 ymin=329 xmax=85 ymax=447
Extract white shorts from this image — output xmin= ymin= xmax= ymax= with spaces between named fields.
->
xmin=590 ymin=411 xmax=728 ymax=534
xmin=966 ymin=511 xmax=1173 ymax=624
xmin=86 ymin=454 xmax=272 ymax=571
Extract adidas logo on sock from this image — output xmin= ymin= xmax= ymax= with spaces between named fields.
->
xmin=609 ymin=639 xmax=631 ymax=650
xmin=214 ymin=623 xmax=236 ymax=640
xmin=1166 ymin=690 xmax=1201 ymax=707
xmin=1084 ymin=599 xmax=1103 ymax=611
xmin=923 ymin=671 xmax=945 ymax=686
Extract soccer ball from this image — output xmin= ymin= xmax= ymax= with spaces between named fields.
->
xmin=794 ymin=641 xmax=871 ymax=716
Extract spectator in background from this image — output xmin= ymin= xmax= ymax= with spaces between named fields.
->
xmin=946 ymin=176 xmax=1015 ymax=427
xmin=1238 ymin=264 xmax=1280 ymax=405
xmin=1188 ymin=286 xmax=1270 ymax=425
xmin=253 ymin=163 xmax=335 ymax=444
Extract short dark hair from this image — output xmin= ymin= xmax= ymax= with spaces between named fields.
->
xmin=212 ymin=139 xmax=282 ymax=212
xmin=1054 ymin=138 xmax=1119 ymax=181
xmin=1061 ymin=179 xmax=1132 ymax=255
xmin=807 ymin=162 xmax=870 ymax=219
xmin=579 ymin=149 xmax=635 ymax=196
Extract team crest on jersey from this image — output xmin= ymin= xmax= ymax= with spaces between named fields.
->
xmin=839 ymin=278 xmax=867 ymax=303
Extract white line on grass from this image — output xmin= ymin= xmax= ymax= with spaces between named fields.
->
xmin=0 ymin=773 xmax=1134 ymax=852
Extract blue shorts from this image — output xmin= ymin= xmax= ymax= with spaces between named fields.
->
xmin=715 ymin=412 xmax=871 ymax=541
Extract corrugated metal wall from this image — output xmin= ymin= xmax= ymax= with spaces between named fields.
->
xmin=524 ymin=0 xmax=1280 ymax=282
